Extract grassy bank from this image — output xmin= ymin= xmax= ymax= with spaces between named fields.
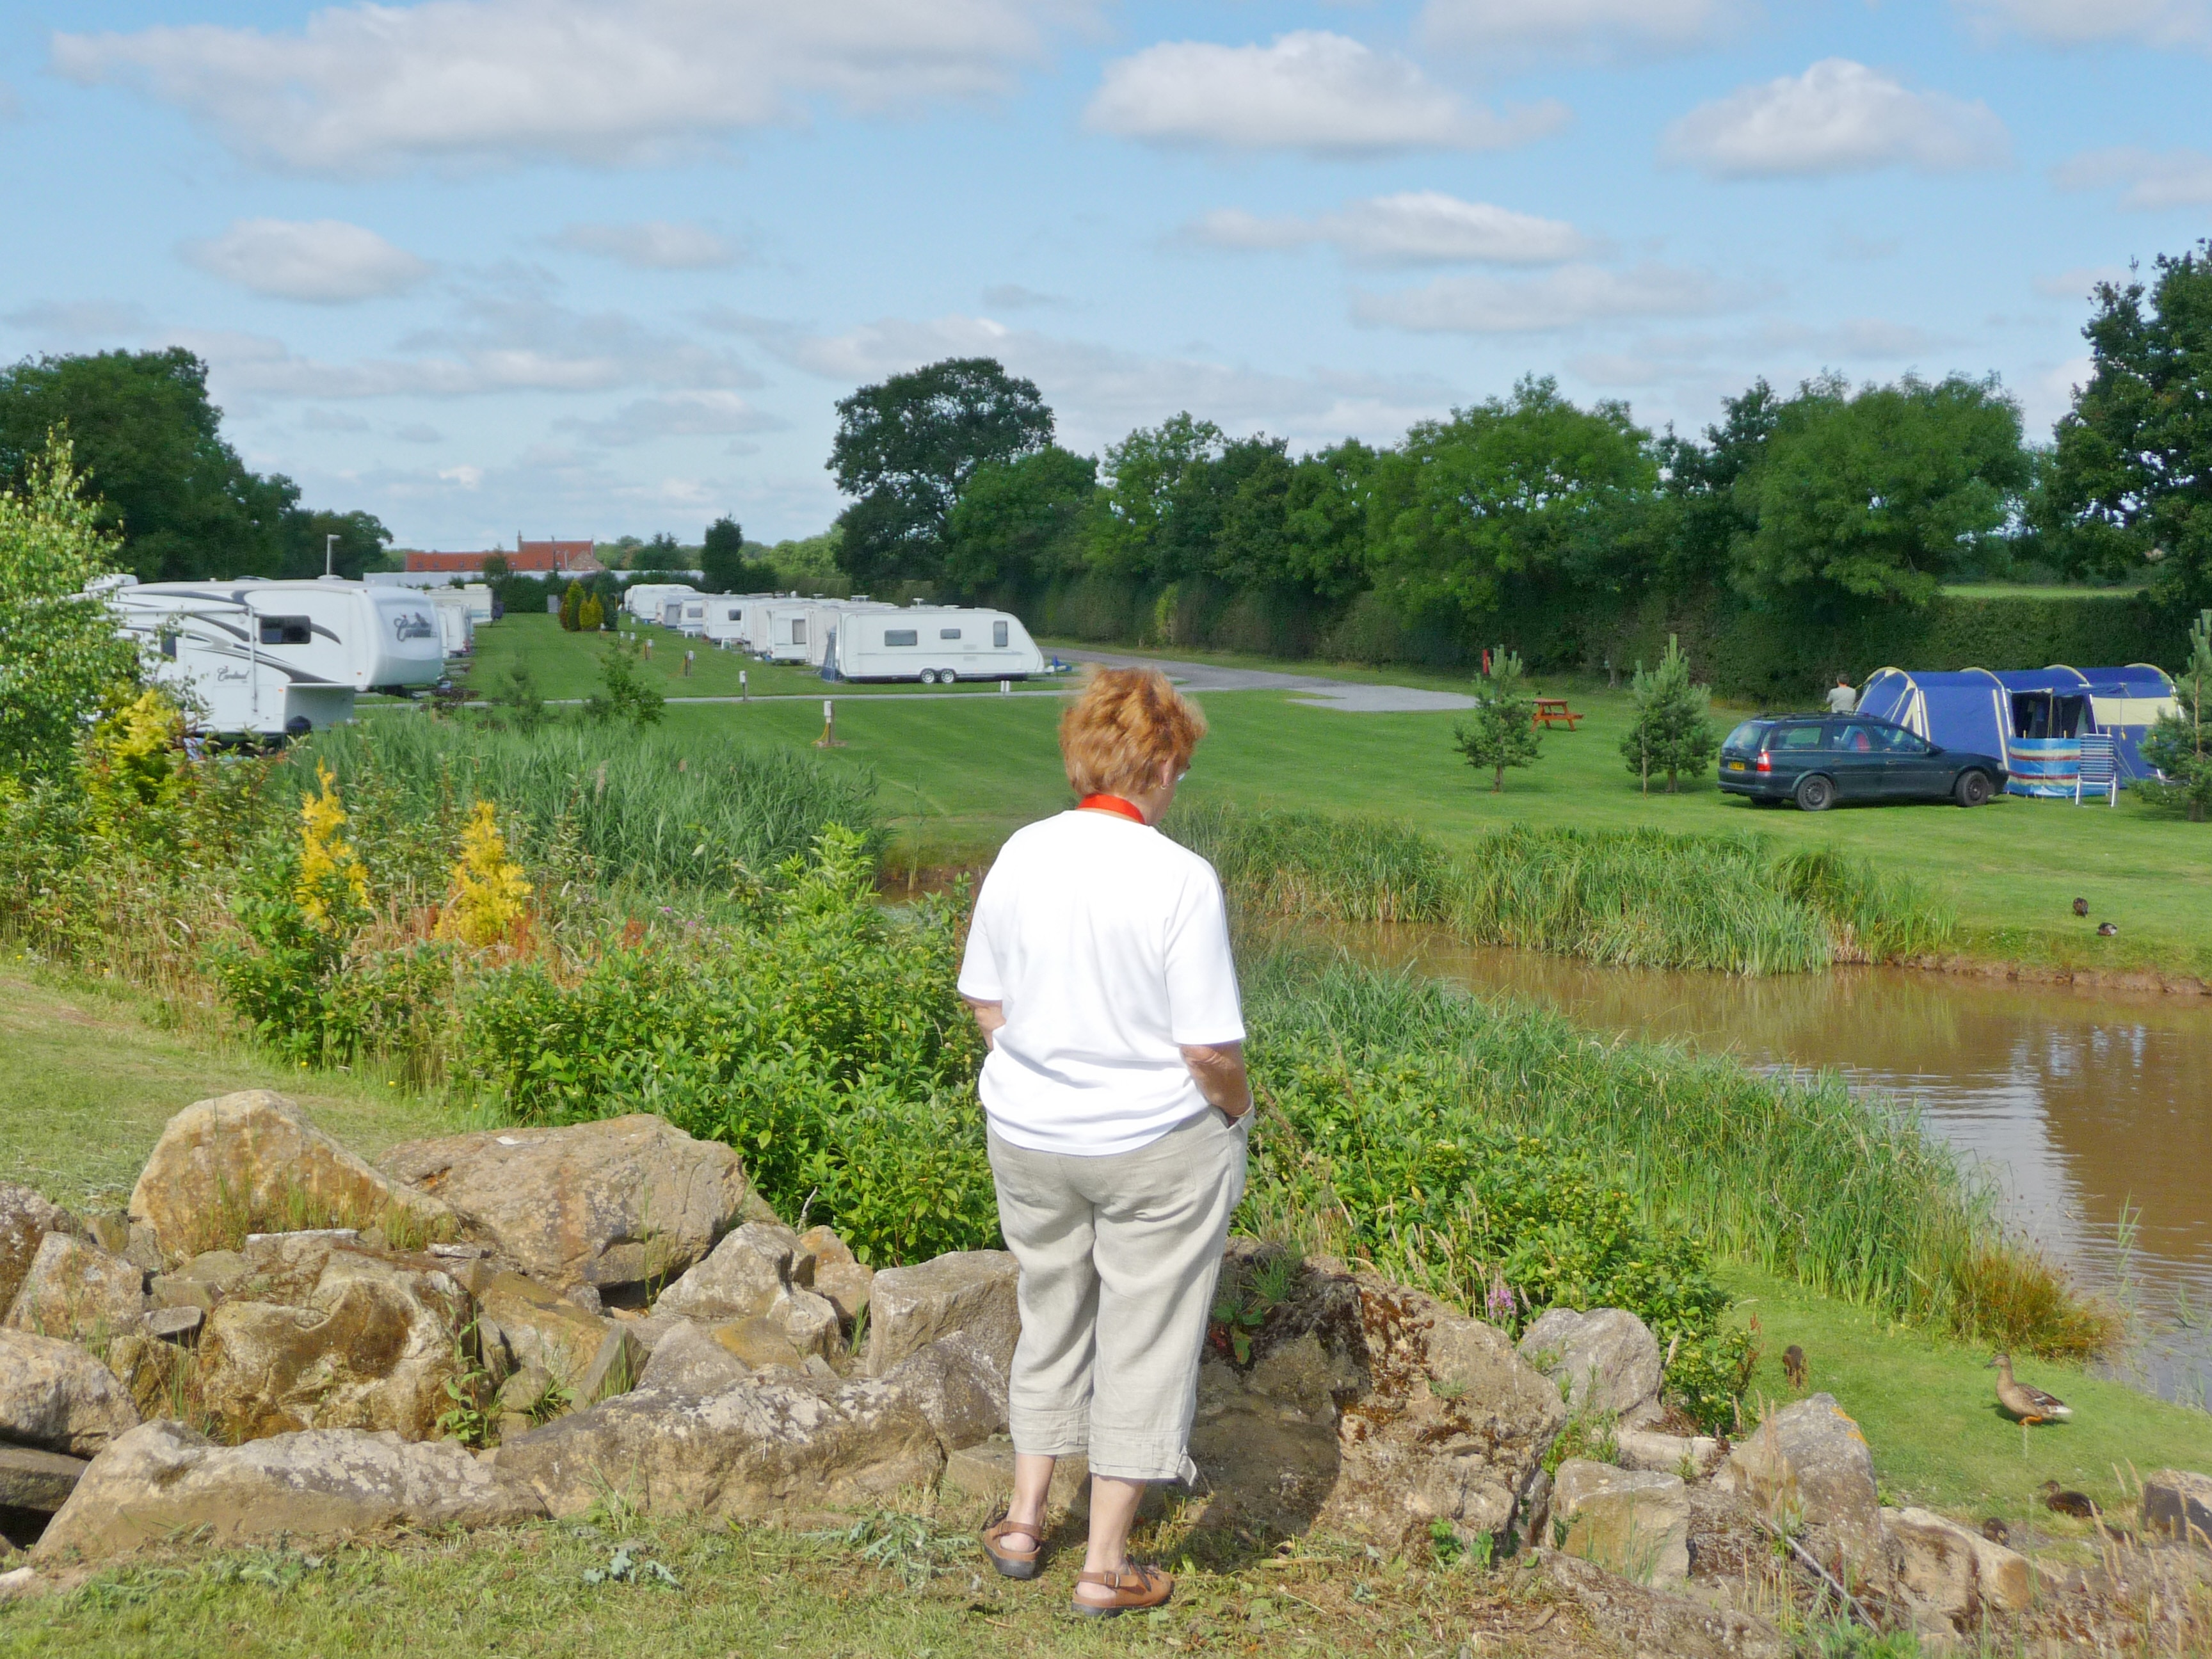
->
xmin=1178 ymin=801 xmax=1953 ymax=973
xmin=467 ymin=624 xmax=2212 ymax=979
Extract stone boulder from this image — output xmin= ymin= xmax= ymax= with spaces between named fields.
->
xmin=3 ymin=1233 xmax=147 ymax=1343
xmin=798 ymin=1226 xmax=874 ymax=1326
xmin=1884 ymin=1506 xmax=2033 ymax=1622
xmin=0 ymin=1330 xmax=140 ymax=1456
xmin=1553 ymin=1458 xmax=1691 ymax=1586
xmin=655 ymin=1224 xmax=840 ymax=1358
xmin=638 ymin=1320 xmax=754 ymax=1397
xmin=493 ymin=1372 xmax=945 ymax=1521
xmin=381 ymin=1115 xmax=773 ymax=1294
xmin=35 ymin=1420 xmax=545 ymax=1563
xmin=881 ymin=1333 xmax=1009 ymax=1450
xmin=128 ymin=1091 xmax=451 ymax=1263
xmin=0 ymin=1445 xmax=88 ymax=1514
xmin=477 ymin=1270 xmax=611 ymax=1390
xmin=1518 ymin=1306 xmax=1664 ymax=1420
xmin=1187 ymin=1255 xmax=1566 ymax=1552
xmin=0 ymin=1184 xmax=78 ymax=1313
xmin=863 ymin=1250 xmax=1021 ymax=1376
xmin=1540 ymin=1549 xmax=1786 ymax=1659
xmin=149 ymin=1249 xmax=253 ymax=1313
xmin=192 ymin=1235 xmax=465 ymax=1442
xmin=2144 ymin=1468 xmax=2212 ymax=1546
xmin=1718 ymin=1393 xmax=1881 ymax=1560
xmin=1615 ymin=1426 xmax=1724 ymax=1479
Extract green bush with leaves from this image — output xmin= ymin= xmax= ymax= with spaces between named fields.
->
xmin=2141 ymin=607 xmax=2212 ymax=821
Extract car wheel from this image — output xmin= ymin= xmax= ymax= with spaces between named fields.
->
xmin=1795 ymin=774 xmax=1836 ymax=812
xmin=1954 ymin=769 xmax=1993 ymax=808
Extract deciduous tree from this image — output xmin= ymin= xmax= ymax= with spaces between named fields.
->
xmin=942 ymin=445 xmax=1098 ymax=591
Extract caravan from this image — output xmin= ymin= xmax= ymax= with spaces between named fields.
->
xmin=623 ymin=582 xmax=695 ymax=624
xmin=106 ymin=578 xmax=445 ymax=739
xmin=701 ymin=595 xmax=776 ymax=648
xmin=828 ymin=605 xmax=1044 ymax=683
xmin=757 ymin=599 xmax=816 ymax=663
xmin=429 ymin=588 xmax=474 ymax=656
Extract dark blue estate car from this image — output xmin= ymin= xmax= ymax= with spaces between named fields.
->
xmin=1717 ymin=714 xmax=2008 ymax=811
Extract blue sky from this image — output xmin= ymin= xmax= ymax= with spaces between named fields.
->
xmin=4 ymin=1 xmax=2209 ymax=549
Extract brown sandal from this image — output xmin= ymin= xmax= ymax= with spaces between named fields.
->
xmin=1071 ymin=1562 xmax=1173 ymax=1619
xmin=981 ymin=1516 xmax=1043 ymax=1580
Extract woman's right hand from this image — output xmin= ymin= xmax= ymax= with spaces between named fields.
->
xmin=1180 ymin=1041 xmax=1252 ymax=1121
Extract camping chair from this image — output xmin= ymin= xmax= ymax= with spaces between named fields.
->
xmin=2074 ymin=733 xmax=2119 ymax=806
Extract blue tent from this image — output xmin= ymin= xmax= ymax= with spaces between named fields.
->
xmin=1859 ymin=664 xmax=2178 ymax=795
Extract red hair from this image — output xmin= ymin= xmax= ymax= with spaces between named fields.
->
xmin=1058 ymin=667 xmax=1206 ymax=798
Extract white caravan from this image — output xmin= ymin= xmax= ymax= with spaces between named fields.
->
xmin=758 ymin=599 xmax=817 ymax=663
xmin=830 ymin=605 xmax=1044 ymax=684
xmin=461 ymin=582 xmax=494 ymax=623
xmin=107 ymin=578 xmax=445 ymax=739
xmin=430 ymin=588 xmax=474 ymax=655
xmin=799 ymin=600 xmax=899 ymax=668
xmin=624 ymin=582 xmax=695 ymax=623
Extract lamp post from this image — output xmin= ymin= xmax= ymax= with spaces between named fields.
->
xmin=325 ymin=533 xmax=339 ymax=577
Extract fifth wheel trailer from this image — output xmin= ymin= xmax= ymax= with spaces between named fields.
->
xmin=106 ymin=578 xmax=446 ymax=739
xmin=828 ymin=605 xmax=1043 ymax=682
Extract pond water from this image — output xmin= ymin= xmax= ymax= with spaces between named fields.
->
xmin=1339 ymin=929 xmax=2212 ymax=1405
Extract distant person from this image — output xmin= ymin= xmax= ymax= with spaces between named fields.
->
xmin=961 ymin=666 xmax=1250 ymax=1619
xmin=1826 ymin=675 xmax=1858 ymax=714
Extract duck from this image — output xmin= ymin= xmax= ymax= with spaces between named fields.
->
xmin=2073 ymin=897 xmax=2089 ymax=917
xmin=1990 ymin=1352 xmax=2074 ymax=1424
xmin=2097 ymin=922 xmax=2119 ymax=936
xmin=1782 ymin=1345 xmax=1807 ymax=1389
xmin=1980 ymin=1516 xmax=2010 ymax=1545
xmin=2039 ymin=1480 xmax=2099 ymax=1520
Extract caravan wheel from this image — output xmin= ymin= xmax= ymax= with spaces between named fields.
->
xmin=917 ymin=668 xmax=938 ymax=685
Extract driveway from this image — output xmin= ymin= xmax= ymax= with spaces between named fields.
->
xmin=1058 ymin=649 xmax=1475 ymax=712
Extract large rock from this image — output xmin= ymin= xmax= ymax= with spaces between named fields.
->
xmin=1541 ymin=1549 xmax=1785 ymax=1659
xmin=0 ymin=1329 xmax=140 ymax=1456
xmin=881 ymin=1333 xmax=1009 ymax=1450
xmin=1884 ymin=1506 xmax=2033 ymax=1621
xmin=798 ymin=1226 xmax=874 ymax=1326
xmin=149 ymin=1249 xmax=253 ymax=1313
xmin=35 ymin=1420 xmax=545 ymax=1563
xmin=1718 ymin=1393 xmax=1881 ymax=1559
xmin=1518 ymin=1306 xmax=1664 ymax=1420
xmin=863 ymin=1250 xmax=1021 ymax=1375
xmin=638 ymin=1320 xmax=754 ymax=1397
xmin=0 ymin=1184 xmax=78 ymax=1313
xmin=128 ymin=1091 xmax=451 ymax=1263
xmin=493 ymin=1372 xmax=945 ymax=1521
xmin=193 ymin=1235 xmax=465 ymax=1442
xmin=477 ymin=1271 xmax=611 ymax=1390
xmin=2143 ymin=1468 xmax=2212 ymax=1546
xmin=381 ymin=1115 xmax=771 ymax=1293
xmin=1615 ymin=1426 xmax=1723 ymax=1479
xmin=1553 ymin=1458 xmax=1691 ymax=1587
xmin=1187 ymin=1256 xmax=1566 ymax=1551
xmin=3 ymin=1233 xmax=147 ymax=1343
xmin=0 ymin=1446 xmax=88 ymax=1514
xmin=655 ymin=1223 xmax=840 ymax=1357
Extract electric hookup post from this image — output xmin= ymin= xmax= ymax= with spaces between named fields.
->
xmin=683 ymin=649 xmax=694 ymax=678
xmin=815 ymin=698 xmax=844 ymax=748
xmin=739 ymin=669 xmax=748 ymax=703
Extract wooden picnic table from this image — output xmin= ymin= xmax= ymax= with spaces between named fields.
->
xmin=1532 ymin=698 xmax=1583 ymax=730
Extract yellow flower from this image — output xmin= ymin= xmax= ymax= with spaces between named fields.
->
xmin=438 ymin=799 xmax=532 ymax=948
xmin=296 ymin=762 xmax=369 ymax=931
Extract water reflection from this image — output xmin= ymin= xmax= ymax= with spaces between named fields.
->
xmin=1338 ymin=929 xmax=2212 ymax=1405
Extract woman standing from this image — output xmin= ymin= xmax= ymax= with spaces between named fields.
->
xmin=958 ymin=666 xmax=1252 ymax=1619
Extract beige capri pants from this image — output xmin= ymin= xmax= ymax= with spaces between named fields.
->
xmin=986 ymin=1107 xmax=1249 ymax=1482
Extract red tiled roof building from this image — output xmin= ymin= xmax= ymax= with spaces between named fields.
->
xmin=405 ymin=538 xmax=601 ymax=574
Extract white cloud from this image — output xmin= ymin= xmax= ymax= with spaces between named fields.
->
xmin=2033 ymin=264 xmax=2133 ymax=300
xmin=52 ymin=0 xmax=1080 ymax=174
xmin=556 ymin=390 xmax=787 ymax=446
xmin=2052 ymin=147 xmax=2212 ymax=209
xmin=1418 ymin=0 xmax=1740 ymax=54
xmin=1757 ymin=317 xmax=1954 ymax=359
xmin=3 ymin=300 xmax=153 ymax=339
xmin=1957 ymin=0 xmax=2212 ymax=50
xmin=438 ymin=465 xmax=483 ymax=489
xmin=1352 ymin=262 xmax=1726 ymax=333
xmin=712 ymin=309 xmax=1455 ymax=450
xmin=180 ymin=218 xmax=430 ymax=302
xmin=981 ymin=283 xmax=1064 ymax=310
xmin=1188 ymin=192 xmax=1593 ymax=266
xmin=1661 ymin=59 xmax=2009 ymax=178
xmin=552 ymin=221 xmax=740 ymax=270
xmin=1084 ymin=31 xmax=1567 ymax=157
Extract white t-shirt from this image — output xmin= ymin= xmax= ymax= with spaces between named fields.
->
xmin=1826 ymin=684 xmax=1858 ymax=714
xmin=958 ymin=810 xmax=1246 ymax=1157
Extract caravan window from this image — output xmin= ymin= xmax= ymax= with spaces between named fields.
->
xmin=725 ymin=607 xmax=741 ymax=620
xmin=939 ymin=627 xmax=961 ymax=640
xmin=259 ymin=616 xmax=312 ymax=646
xmin=884 ymin=629 xmax=918 ymax=646
xmin=993 ymin=621 xmax=1008 ymax=648
xmin=790 ymin=620 xmax=806 ymax=645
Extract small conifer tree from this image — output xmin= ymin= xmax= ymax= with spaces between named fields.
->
xmin=1621 ymin=634 xmax=1719 ymax=794
xmin=578 ymin=590 xmax=604 ymax=631
xmin=1452 ymin=646 xmax=1542 ymax=792
xmin=558 ymin=581 xmax=584 ymax=632
xmin=2144 ymin=609 xmax=2212 ymax=821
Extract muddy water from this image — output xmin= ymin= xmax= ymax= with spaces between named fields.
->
xmin=1340 ymin=929 xmax=2212 ymax=1404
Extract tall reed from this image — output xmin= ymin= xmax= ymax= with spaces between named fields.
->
xmin=1243 ymin=947 xmax=2112 ymax=1358
xmin=1171 ymin=801 xmax=1953 ymax=975
xmin=296 ymin=719 xmax=879 ymax=894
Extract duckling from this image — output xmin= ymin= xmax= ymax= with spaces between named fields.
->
xmin=2072 ymin=897 xmax=2089 ymax=917
xmin=2097 ymin=921 xmax=2119 ymax=936
xmin=1980 ymin=1516 xmax=2010 ymax=1545
xmin=2039 ymin=1480 xmax=2099 ymax=1520
xmin=1990 ymin=1352 xmax=2073 ymax=1424
xmin=1782 ymin=1344 xmax=1807 ymax=1389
